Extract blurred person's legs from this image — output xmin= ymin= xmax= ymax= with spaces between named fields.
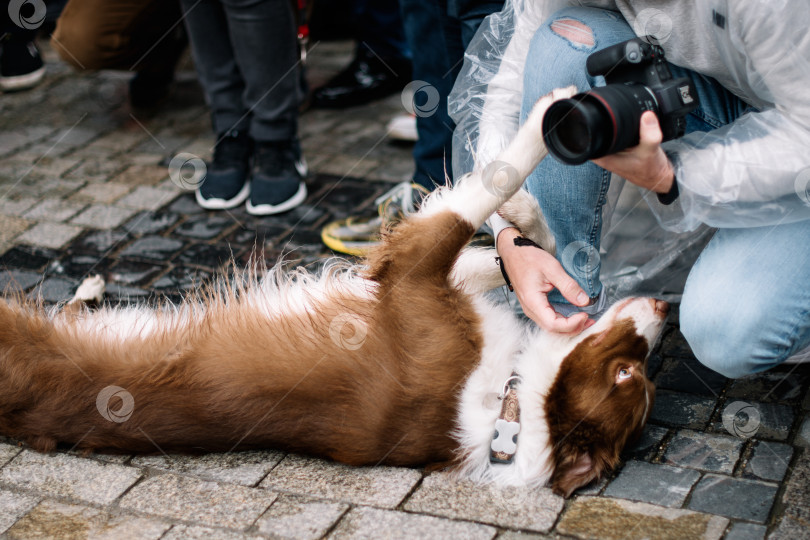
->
xmin=312 ymin=0 xmax=412 ymax=108
xmin=680 ymin=222 xmax=810 ymax=378
xmin=321 ymin=0 xmax=502 ymax=255
xmin=51 ymin=0 xmax=187 ymax=107
xmin=1 ymin=3 xmax=46 ymax=92
xmin=181 ymin=0 xmax=306 ymax=214
xmin=401 ymin=0 xmax=459 ymax=189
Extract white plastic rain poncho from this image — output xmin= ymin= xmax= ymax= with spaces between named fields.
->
xmin=449 ymin=0 xmax=810 ymax=298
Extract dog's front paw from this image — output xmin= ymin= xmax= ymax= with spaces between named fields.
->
xmin=72 ymin=275 xmax=105 ymax=304
xmin=498 ymin=190 xmax=556 ymax=256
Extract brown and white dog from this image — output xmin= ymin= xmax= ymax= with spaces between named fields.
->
xmin=0 ymin=88 xmax=667 ymax=497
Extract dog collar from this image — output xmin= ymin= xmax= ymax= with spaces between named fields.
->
xmin=490 ymin=373 xmax=521 ymax=464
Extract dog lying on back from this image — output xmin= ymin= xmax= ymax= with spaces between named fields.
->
xmin=0 ymin=88 xmax=667 ymax=497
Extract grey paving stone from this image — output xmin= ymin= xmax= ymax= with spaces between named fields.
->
xmin=261 ymin=455 xmax=421 ymax=509
xmin=6 ymin=500 xmax=171 ymax=540
xmin=649 ymin=390 xmax=716 ymax=429
xmin=113 ymin=164 xmax=170 ymax=186
xmin=71 ymin=204 xmax=137 ymax=229
xmin=744 ymin=441 xmax=793 ymax=482
xmin=122 ymin=211 xmax=180 ymax=236
xmin=13 ymin=178 xmax=86 ymax=199
xmin=30 ymin=276 xmax=78 ymax=302
xmin=119 ymin=236 xmax=184 ymax=261
xmin=104 ymin=283 xmax=149 ymax=300
xmin=162 ymin=525 xmax=264 ymax=540
xmin=131 ymin=450 xmax=284 ymax=486
xmin=663 ymin=429 xmax=743 ymax=473
xmin=70 ymin=229 xmax=130 ymax=255
xmin=255 ymin=494 xmax=348 ymax=539
xmin=0 ymin=489 xmax=39 ymax=535
xmin=23 ymin=199 xmax=86 ymax=222
xmin=403 ymin=471 xmax=564 ymax=532
xmin=769 ymin=515 xmax=810 ymax=540
xmin=771 ymin=448 xmax=810 ymax=539
xmin=328 ymin=506 xmax=496 ymax=540
xmin=71 ymin=182 xmax=132 ymax=204
xmin=654 ymin=356 xmax=728 ymax=397
xmin=556 ymin=497 xmax=728 ymax=540
xmin=713 ymin=401 xmax=794 ymax=441
xmin=603 ymin=460 xmax=700 ymax=508
xmin=30 ymin=156 xmax=83 ymax=178
xmin=0 ymin=245 xmax=57 ymax=271
xmin=622 ymin=424 xmax=669 ymax=461
xmin=120 ymin=473 xmax=277 ymax=529
xmin=168 ymin=194 xmax=207 ymax=214
xmin=574 ymin=476 xmax=608 ymax=497
xmin=173 ymin=214 xmax=236 ymax=240
xmin=0 ymin=450 xmax=142 ymax=505
xmin=15 ymin=221 xmax=82 ymax=250
xmin=726 ymin=370 xmax=808 ymax=403
xmin=0 ymin=196 xmax=39 ymax=216
xmin=0 ymin=269 xmax=42 ymax=293
xmin=0 ymin=215 xmax=31 ymax=253
xmin=687 ymin=474 xmax=778 ymax=523
xmin=725 ymin=522 xmax=767 ymax=540
xmin=116 ymin=186 xmax=177 ymax=211
xmin=796 ymin=414 xmax=810 ymax=447
xmin=495 ymin=533 xmax=552 ymax=540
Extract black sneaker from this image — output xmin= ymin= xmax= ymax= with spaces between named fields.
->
xmin=0 ymin=39 xmax=45 ymax=92
xmin=196 ymin=130 xmax=252 ymax=210
xmin=245 ymin=140 xmax=307 ymax=216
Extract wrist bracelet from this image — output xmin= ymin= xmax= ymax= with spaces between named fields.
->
xmin=495 ymin=236 xmax=544 ymax=292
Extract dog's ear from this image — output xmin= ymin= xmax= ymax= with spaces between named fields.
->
xmin=550 ymin=450 xmax=606 ymax=498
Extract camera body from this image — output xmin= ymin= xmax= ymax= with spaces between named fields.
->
xmin=542 ymin=37 xmax=699 ymax=165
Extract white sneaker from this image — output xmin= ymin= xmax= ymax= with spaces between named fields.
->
xmin=387 ymin=114 xmax=418 ymax=142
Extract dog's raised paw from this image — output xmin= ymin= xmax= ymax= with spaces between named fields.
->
xmin=72 ymin=275 xmax=106 ymax=304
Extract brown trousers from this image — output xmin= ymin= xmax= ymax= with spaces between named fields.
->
xmin=51 ymin=0 xmax=186 ymax=73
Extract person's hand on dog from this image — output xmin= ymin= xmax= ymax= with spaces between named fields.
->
xmin=592 ymin=111 xmax=675 ymax=194
xmin=497 ymin=227 xmax=595 ymax=334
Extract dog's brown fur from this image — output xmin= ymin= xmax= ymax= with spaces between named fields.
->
xmin=545 ymin=318 xmax=655 ymax=497
xmin=0 ymin=212 xmax=480 ymax=467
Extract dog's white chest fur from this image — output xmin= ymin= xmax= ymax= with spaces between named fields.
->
xmin=454 ymin=297 xmax=575 ymax=487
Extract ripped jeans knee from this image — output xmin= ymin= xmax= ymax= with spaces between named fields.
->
xmin=522 ymin=7 xmax=636 ymax=110
xmin=549 ymin=17 xmax=596 ymax=50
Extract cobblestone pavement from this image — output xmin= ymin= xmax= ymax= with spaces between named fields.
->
xmin=0 ymin=40 xmax=809 ymax=540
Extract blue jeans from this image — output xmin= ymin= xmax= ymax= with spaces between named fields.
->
xmin=520 ymin=6 xmax=810 ymax=377
xmin=401 ymin=0 xmax=503 ymax=188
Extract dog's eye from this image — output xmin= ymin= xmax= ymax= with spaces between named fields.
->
xmin=617 ymin=368 xmax=632 ymax=380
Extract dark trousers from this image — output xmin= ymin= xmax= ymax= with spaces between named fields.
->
xmin=179 ymin=0 xmax=300 ymax=143
xmin=401 ymin=0 xmax=503 ymax=188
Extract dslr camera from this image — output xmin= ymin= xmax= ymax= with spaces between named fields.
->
xmin=542 ymin=37 xmax=699 ymax=165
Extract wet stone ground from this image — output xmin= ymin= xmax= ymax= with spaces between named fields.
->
xmin=0 ymin=39 xmax=808 ymax=539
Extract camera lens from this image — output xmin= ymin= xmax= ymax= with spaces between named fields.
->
xmin=543 ymin=99 xmax=609 ymax=164
xmin=555 ymin=107 xmax=590 ymax=156
xmin=542 ymin=84 xmax=655 ymax=164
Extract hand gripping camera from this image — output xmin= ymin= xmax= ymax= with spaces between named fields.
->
xmin=542 ymin=37 xmax=699 ymax=165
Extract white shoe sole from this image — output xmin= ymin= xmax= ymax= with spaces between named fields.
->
xmin=0 ymin=66 xmax=46 ymax=92
xmin=195 ymin=181 xmax=250 ymax=210
xmin=296 ymin=158 xmax=308 ymax=177
xmin=246 ymin=182 xmax=307 ymax=215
